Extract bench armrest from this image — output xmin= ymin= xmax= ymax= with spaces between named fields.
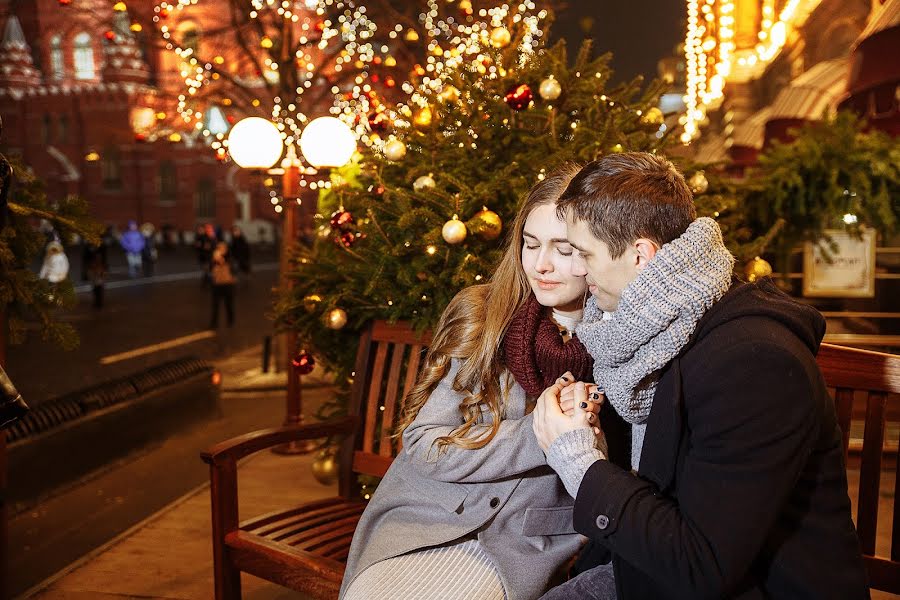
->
xmin=201 ymin=416 xmax=357 ymax=466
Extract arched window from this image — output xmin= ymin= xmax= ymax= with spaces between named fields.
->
xmin=159 ymin=161 xmax=177 ymax=204
xmin=73 ymin=32 xmax=94 ymax=80
xmin=50 ymin=35 xmax=64 ymax=79
xmin=41 ymin=114 xmax=52 ymax=145
xmin=101 ymin=146 xmax=121 ymax=189
xmin=196 ymin=179 xmax=216 ymax=218
xmin=58 ymin=115 xmax=69 ymax=144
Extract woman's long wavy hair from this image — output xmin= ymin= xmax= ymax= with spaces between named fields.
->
xmin=394 ymin=163 xmax=582 ymax=452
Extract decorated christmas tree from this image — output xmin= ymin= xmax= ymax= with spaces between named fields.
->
xmin=0 ymin=157 xmax=101 ymax=350
xmin=274 ymin=1 xmax=677 ymax=413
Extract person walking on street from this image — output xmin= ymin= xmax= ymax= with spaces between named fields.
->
xmin=120 ymin=220 xmax=145 ymax=278
xmin=229 ymin=225 xmax=251 ymax=280
xmin=209 ymin=241 xmax=235 ymax=329
xmin=82 ymin=236 xmax=109 ymax=309
xmin=140 ymin=222 xmax=158 ymax=277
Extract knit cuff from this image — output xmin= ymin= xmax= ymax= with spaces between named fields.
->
xmin=546 ymin=427 xmax=606 ymax=499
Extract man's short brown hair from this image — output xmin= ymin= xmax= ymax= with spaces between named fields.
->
xmin=556 ymin=152 xmax=696 ymax=258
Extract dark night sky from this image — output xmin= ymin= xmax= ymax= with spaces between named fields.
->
xmin=550 ymin=1 xmax=686 ymax=84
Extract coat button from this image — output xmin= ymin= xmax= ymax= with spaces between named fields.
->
xmin=595 ymin=514 xmax=610 ymax=529
xmin=489 ymin=497 xmax=500 ymax=509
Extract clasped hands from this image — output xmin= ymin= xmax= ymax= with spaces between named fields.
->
xmin=532 ymin=372 xmax=604 ymax=452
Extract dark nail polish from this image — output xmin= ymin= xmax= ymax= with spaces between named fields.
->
xmin=591 ymin=392 xmax=600 ymax=399
xmin=579 ymin=401 xmax=588 ymax=409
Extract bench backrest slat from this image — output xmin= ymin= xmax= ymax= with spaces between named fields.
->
xmin=340 ymin=321 xmax=432 ymax=499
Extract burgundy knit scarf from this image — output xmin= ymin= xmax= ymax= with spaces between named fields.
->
xmin=502 ymin=294 xmax=594 ymax=396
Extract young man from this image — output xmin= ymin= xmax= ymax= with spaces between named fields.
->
xmin=533 ymin=152 xmax=869 ymax=599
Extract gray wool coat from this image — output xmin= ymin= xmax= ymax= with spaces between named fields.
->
xmin=339 ymin=359 xmax=585 ymax=600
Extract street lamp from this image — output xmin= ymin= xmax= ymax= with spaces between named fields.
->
xmin=227 ymin=115 xmax=356 ymax=455
xmin=299 ymin=116 xmax=356 ymax=169
xmin=228 ymin=117 xmax=319 ymax=454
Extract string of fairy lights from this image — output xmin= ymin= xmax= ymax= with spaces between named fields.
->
xmin=682 ymin=0 xmax=812 ymax=144
xmin=153 ymin=0 xmax=388 ymax=160
xmin=149 ymin=0 xmax=548 ymax=161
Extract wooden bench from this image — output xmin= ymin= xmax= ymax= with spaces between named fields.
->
xmin=203 ymin=329 xmax=900 ymax=599
xmin=818 ymin=343 xmax=900 ymax=595
xmin=203 ymin=320 xmax=430 ymax=600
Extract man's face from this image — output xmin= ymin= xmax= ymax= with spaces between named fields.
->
xmin=565 ymin=215 xmax=640 ymax=313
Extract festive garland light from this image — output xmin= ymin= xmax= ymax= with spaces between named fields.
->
xmin=153 ymin=0 xmax=391 ymax=160
xmin=682 ymin=0 xmax=815 ymax=144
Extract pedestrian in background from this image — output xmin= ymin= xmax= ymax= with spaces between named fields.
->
xmin=83 ymin=236 xmax=108 ymax=309
xmin=229 ymin=225 xmax=251 ymax=280
xmin=140 ymin=222 xmax=158 ymax=277
xmin=120 ymin=220 xmax=146 ymax=278
xmin=39 ymin=240 xmax=69 ymax=284
xmin=209 ymin=241 xmax=235 ymax=329
xmin=194 ymin=224 xmax=216 ymax=286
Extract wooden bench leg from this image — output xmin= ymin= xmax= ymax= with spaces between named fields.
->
xmin=210 ymin=461 xmax=242 ymax=600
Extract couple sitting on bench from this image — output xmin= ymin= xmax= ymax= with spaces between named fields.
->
xmin=339 ymin=153 xmax=869 ymax=600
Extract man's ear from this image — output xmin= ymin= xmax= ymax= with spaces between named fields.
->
xmin=633 ymin=238 xmax=659 ymax=272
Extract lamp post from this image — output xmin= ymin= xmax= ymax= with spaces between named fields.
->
xmin=228 ymin=117 xmax=316 ymax=454
xmin=228 ymin=116 xmax=355 ymax=455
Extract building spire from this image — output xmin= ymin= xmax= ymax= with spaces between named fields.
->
xmin=0 ymin=15 xmax=42 ymax=92
xmin=102 ymin=10 xmax=151 ymax=87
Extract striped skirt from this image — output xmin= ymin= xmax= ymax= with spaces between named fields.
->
xmin=343 ymin=538 xmax=506 ymax=600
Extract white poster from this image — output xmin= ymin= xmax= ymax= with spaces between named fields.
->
xmin=803 ymin=228 xmax=876 ymax=298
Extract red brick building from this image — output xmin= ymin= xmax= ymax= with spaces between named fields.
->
xmin=0 ymin=0 xmax=271 ymax=235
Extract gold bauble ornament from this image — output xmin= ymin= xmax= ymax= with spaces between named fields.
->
xmin=325 ymin=307 xmax=348 ymax=330
xmin=439 ymin=85 xmax=460 ymax=103
xmin=311 ymin=447 xmax=339 ymax=486
xmin=303 ymin=294 xmax=322 ymax=312
xmin=490 ymin=26 xmax=511 ymax=48
xmin=688 ymin=170 xmax=709 ymax=194
xmin=744 ymin=256 xmax=773 ymax=282
xmin=383 ymin=139 xmax=407 ymax=161
xmin=641 ymin=107 xmax=664 ymax=125
xmin=469 ymin=207 xmax=503 ymax=241
xmin=611 ymin=143 xmax=624 ymax=153
xmin=413 ymin=174 xmax=436 ymax=192
xmin=538 ymin=77 xmax=562 ymax=101
xmin=413 ymin=106 xmax=433 ymax=127
xmin=442 ymin=216 xmax=468 ymax=245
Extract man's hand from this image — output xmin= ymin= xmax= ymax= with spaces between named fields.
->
xmin=533 ymin=379 xmax=595 ymax=452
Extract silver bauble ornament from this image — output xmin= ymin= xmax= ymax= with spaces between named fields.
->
xmin=413 ymin=174 xmax=436 ymax=192
xmin=442 ymin=217 xmax=468 ymax=244
xmin=539 ymin=77 xmax=562 ymax=101
xmin=383 ymin=139 xmax=407 ymax=161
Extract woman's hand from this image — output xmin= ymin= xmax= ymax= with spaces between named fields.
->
xmin=558 ymin=375 xmax=603 ymax=419
xmin=553 ymin=372 xmax=603 ymax=435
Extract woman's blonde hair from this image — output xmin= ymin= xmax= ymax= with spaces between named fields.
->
xmin=395 ymin=163 xmax=582 ymax=452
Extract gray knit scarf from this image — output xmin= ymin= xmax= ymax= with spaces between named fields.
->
xmin=576 ymin=217 xmax=735 ymax=469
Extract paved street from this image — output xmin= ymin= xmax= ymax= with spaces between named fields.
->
xmin=7 ymin=244 xmax=283 ymax=408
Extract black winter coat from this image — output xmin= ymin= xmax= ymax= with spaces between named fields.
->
xmin=574 ymin=279 xmax=869 ymax=600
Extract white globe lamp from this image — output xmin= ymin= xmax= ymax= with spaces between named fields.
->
xmin=227 ymin=117 xmax=283 ymax=169
xmin=299 ymin=116 xmax=356 ymax=169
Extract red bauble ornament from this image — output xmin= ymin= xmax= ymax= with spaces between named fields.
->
xmin=58 ymin=0 xmax=73 ymax=6
xmin=504 ymin=84 xmax=533 ymax=111
xmin=368 ymin=111 xmax=391 ymax=133
xmin=291 ymin=350 xmax=315 ymax=375
xmin=158 ymin=7 xmax=169 ymax=18
xmin=337 ymin=231 xmax=357 ymax=248
xmin=104 ymin=30 xmax=116 ymax=41
xmin=330 ymin=210 xmax=353 ymax=231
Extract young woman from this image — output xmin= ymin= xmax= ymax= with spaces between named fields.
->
xmin=340 ymin=164 xmax=605 ymax=600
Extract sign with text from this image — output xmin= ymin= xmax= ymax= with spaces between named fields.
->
xmin=803 ymin=228 xmax=876 ymax=298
